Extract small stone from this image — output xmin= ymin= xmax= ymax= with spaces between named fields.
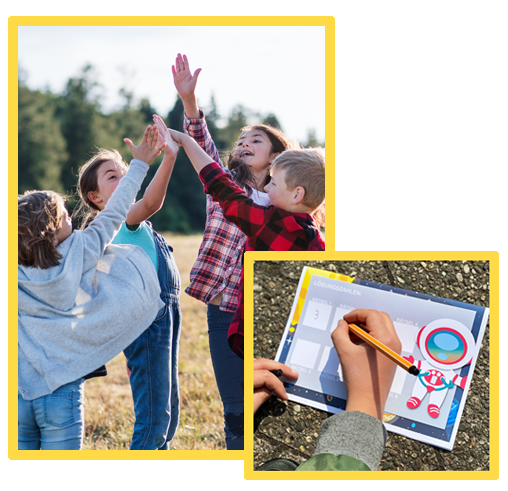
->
xmin=457 ymin=273 xmax=463 ymax=282
xmin=294 ymin=405 xmax=301 ymax=413
xmin=296 ymin=421 xmax=304 ymax=432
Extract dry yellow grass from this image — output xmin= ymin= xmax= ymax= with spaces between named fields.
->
xmin=83 ymin=233 xmax=226 ymax=450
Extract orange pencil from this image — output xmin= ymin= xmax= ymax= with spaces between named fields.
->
xmin=348 ymin=323 xmax=420 ymax=376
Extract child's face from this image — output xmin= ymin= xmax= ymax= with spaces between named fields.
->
xmin=234 ymin=129 xmax=276 ymax=173
xmin=264 ymin=168 xmax=295 ymax=210
xmin=54 ymin=203 xmax=73 ymax=245
xmin=91 ymin=160 xmax=127 ymax=210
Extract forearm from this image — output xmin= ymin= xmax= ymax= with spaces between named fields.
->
xmin=126 ymin=153 xmax=176 ymax=225
xmin=200 ymin=162 xmax=266 ymax=237
xmin=183 ymin=110 xmax=222 ymax=164
xmin=181 ymin=133 xmax=215 ymax=173
xmin=181 ymin=94 xmax=200 ymax=119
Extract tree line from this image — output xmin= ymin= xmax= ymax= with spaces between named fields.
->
xmin=18 ymin=64 xmax=324 ymax=233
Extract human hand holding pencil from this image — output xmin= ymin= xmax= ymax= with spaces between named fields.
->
xmin=332 ymin=309 xmax=402 ymax=421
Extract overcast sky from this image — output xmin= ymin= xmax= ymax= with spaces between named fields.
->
xmin=18 ymin=25 xmax=325 ymax=144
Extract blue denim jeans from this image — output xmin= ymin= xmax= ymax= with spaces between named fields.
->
xmin=18 ymin=378 xmax=85 ymax=450
xmin=123 ymin=229 xmax=181 ymax=450
xmin=207 ymin=304 xmax=244 ymax=450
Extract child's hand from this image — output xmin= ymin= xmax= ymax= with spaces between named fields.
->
xmin=332 ymin=310 xmax=401 ymax=420
xmin=253 ymin=358 xmax=299 ymax=414
xmin=152 ymin=114 xmax=179 ymax=159
xmin=172 ymin=53 xmax=202 ymax=101
xmin=124 ymin=125 xmax=166 ymax=165
xmin=153 ymin=114 xmax=188 ymax=147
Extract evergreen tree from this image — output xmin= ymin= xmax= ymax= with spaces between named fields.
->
xmin=146 ymin=96 xmax=206 ymax=233
xmin=303 ymin=128 xmax=325 ymax=148
xmin=262 ymin=113 xmax=282 ymax=131
xmin=138 ymin=97 xmax=156 ymax=124
xmin=18 ymin=80 xmax=67 ymax=194
xmin=56 ymin=64 xmax=102 ymax=195
xmin=219 ymin=104 xmax=250 ymax=149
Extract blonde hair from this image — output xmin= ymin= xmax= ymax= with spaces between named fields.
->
xmin=74 ymin=148 xmax=128 ymax=229
xmin=271 ymin=148 xmax=325 ymax=227
xmin=18 ymin=190 xmax=66 ymax=269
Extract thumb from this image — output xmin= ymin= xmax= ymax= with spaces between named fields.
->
xmin=124 ymin=138 xmax=134 ymax=151
xmin=193 ymin=68 xmax=202 ymax=81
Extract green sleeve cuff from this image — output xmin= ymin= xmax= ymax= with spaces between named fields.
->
xmin=296 ymin=453 xmax=371 ymax=471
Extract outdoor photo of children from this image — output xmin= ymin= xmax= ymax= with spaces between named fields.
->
xmin=16 ymin=25 xmax=326 ymax=451
xmin=8 ymin=3 xmax=506 ymax=489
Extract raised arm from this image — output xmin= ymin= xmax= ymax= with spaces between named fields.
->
xmin=124 ymin=125 xmax=178 ymax=225
xmin=153 ymin=117 xmax=214 ymax=174
xmin=173 ymin=53 xmax=201 ymax=119
xmin=173 ymin=54 xmax=222 ymax=165
xmin=81 ymin=126 xmax=162 ymax=264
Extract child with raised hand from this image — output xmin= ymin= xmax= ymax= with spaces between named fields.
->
xmin=153 ymin=121 xmax=325 ymax=360
xmin=74 ymin=126 xmax=182 ymax=450
xmin=167 ymin=53 xmax=296 ymax=450
xmin=18 ymin=127 xmax=164 ymax=450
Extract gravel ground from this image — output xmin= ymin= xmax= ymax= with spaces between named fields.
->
xmin=253 ymin=260 xmax=490 ymax=471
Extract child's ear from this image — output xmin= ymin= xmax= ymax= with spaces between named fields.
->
xmin=269 ymin=153 xmax=280 ymax=164
xmin=292 ymin=186 xmax=306 ymax=205
xmin=88 ymin=191 xmax=102 ymax=204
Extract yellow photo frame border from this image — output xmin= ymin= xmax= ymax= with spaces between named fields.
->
xmin=8 ymin=15 xmax=334 ymax=461
xmin=243 ymin=250 xmax=499 ymax=480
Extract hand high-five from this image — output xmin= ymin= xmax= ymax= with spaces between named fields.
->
xmin=152 ymin=115 xmax=180 ymax=158
xmin=124 ymin=125 xmax=165 ymax=166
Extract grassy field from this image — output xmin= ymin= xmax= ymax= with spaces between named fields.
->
xmin=82 ymin=233 xmax=226 ymax=450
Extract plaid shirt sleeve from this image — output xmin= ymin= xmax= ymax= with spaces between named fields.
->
xmin=199 ymin=162 xmax=272 ymax=239
xmin=184 ymin=109 xmax=222 ymax=166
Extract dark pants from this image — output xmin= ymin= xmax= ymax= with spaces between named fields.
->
xmin=207 ymin=304 xmax=244 ymax=450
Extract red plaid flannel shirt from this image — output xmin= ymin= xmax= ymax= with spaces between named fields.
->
xmin=200 ymin=162 xmax=325 ymax=358
xmin=183 ymin=110 xmax=246 ymax=312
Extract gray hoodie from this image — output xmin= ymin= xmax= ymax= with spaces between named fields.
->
xmin=18 ymin=160 xmax=164 ymax=401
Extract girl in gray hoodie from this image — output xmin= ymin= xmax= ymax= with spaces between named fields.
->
xmin=18 ymin=126 xmax=166 ymax=450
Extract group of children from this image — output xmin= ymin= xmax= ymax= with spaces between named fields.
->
xmin=17 ymin=54 xmax=326 ymax=450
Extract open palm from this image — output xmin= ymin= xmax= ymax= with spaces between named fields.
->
xmin=172 ymin=53 xmax=202 ymax=100
xmin=152 ymin=115 xmax=179 ymax=157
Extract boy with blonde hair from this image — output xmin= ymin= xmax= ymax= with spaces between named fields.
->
xmin=154 ymin=117 xmax=325 ymax=357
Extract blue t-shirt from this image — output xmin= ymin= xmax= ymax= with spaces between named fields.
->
xmin=112 ymin=221 xmax=157 ymax=270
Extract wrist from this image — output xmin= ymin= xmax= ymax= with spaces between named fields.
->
xmin=345 ymin=394 xmax=384 ymax=420
xmin=182 ymin=95 xmax=200 ymax=119
xmin=162 ymin=151 xmax=177 ymax=163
